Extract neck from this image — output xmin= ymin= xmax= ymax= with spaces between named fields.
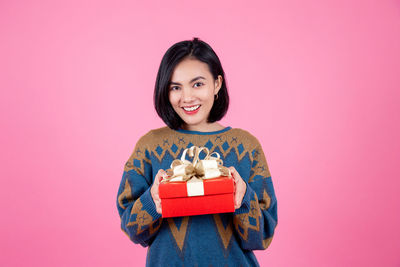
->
xmin=180 ymin=122 xmax=225 ymax=132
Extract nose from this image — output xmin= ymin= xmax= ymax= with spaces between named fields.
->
xmin=181 ymin=87 xmax=195 ymax=103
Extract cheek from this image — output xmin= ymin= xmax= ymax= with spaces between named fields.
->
xmin=169 ymin=93 xmax=182 ymax=109
xmin=199 ymin=88 xmax=214 ymax=102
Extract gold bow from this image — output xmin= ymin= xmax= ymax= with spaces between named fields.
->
xmin=162 ymin=146 xmax=231 ymax=183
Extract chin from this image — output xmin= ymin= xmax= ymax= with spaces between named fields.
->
xmin=182 ymin=118 xmax=204 ymax=126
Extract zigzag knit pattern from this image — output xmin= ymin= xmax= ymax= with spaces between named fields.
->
xmin=116 ymin=126 xmax=278 ymax=267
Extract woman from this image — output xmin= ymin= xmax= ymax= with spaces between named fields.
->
xmin=116 ymin=37 xmax=278 ymax=266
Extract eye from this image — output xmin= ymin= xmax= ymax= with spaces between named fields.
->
xmin=170 ymin=86 xmax=180 ymax=91
xmin=194 ymin=82 xmax=204 ymax=88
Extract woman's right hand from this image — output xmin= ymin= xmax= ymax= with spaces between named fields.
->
xmin=151 ymin=169 xmax=167 ymax=214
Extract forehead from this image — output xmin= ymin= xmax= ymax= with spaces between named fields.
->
xmin=170 ymin=59 xmax=212 ymax=82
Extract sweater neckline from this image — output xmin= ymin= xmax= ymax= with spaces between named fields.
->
xmin=173 ymin=126 xmax=232 ymax=135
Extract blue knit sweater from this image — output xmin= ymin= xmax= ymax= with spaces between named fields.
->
xmin=116 ymin=126 xmax=278 ymax=267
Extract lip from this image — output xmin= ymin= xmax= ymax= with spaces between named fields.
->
xmin=182 ymin=104 xmax=201 ymax=115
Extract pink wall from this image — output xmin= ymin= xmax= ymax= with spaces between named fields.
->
xmin=1 ymin=0 xmax=399 ymax=266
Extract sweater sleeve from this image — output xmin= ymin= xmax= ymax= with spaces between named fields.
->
xmin=116 ymin=134 xmax=163 ymax=247
xmin=232 ymin=138 xmax=278 ymax=251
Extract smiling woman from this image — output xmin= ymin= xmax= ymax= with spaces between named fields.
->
xmin=168 ymin=58 xmax=224 ymax=132
xmin=153 ymin=38 xmax=230 ymax=131
xmin=116 ymin=37 xmax=278 ymax=267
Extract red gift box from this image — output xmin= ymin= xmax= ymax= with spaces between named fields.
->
xmin=159 ymin=176 xmax=235 ymax=218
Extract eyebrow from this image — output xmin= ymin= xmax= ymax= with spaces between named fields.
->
xmin=170 ymin=76 xmax=206 ymax=85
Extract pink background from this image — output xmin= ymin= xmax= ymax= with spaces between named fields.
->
xmin=1 ymin=0 xmax=399 ymax=266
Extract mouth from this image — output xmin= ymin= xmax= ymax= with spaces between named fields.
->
xmin=182 ymin=104 xmax=201 ymax=112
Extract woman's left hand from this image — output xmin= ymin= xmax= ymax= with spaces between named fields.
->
xmin=228 ymin=166 xmax=247 ymax=209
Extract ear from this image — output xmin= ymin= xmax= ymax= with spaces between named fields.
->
xmin=214 ymin=75 xmax=223 ymax=94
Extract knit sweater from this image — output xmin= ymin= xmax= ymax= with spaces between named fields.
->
xmin=116 ymin=126 xmax=278 ymax=267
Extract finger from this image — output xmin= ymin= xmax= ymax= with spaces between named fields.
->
xmin=235 ymin=194 xmax=240 ymax=208
xmin=228 ymin=167 xmax=236 ymax=179
xmin=234 ymin=170 xmax=240 ymax=182
xmin=229 ymin=167 xmax=240 ymax=181
xmin=156 ymin=200 xmax=162 ymax=214
xmin=234 ymin=172 xmax=241 ymax=183
xmin=155 ymin=170 xmax=164 ymax=182
xmin=155 ymin=200 xmax=162 ymax=210
xmin=235 ymin=193 xmax=244 ymax=208
xmin=153 ymin=177 xmax=160 ymax=187
xmin=158 ymin=169 xmax=168 ymax=181
xmin=234 ymin=189 xmax=238 ymax=205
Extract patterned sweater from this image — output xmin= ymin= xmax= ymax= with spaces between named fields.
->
xmin=116 ymin=126 xmax=278 ymax=267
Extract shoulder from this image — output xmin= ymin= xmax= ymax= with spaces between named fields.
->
xmin=230 ymin=127 xmax=269 ymax=166
xmin=148 ymin=126 xmax=174 ymax=138
xmin=134 ymin=126 xmax=173 ymax=148
xmin=229 ymin=127 xmax=262 ymax=148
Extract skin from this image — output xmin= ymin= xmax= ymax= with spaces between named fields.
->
xmin=151 ymin=58 xmax=247 ymax=214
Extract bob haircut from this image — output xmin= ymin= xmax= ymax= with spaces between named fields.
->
xmin=154 ymin=37 xmax=229 ymax=130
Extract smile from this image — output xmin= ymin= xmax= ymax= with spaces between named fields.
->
xmin=182 ymin=105 xmax=201 ymax=111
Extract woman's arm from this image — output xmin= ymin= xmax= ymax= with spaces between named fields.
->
xmin=116 ymin=135 xmax=163 ymax=247
xmin=232 ymin=139 xmax=278 ymax=250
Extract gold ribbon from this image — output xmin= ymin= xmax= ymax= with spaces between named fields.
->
xmin=162 ymin=146 xmax=231 ymax=183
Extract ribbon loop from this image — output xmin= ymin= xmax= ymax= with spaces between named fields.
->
xmin=161 ymin=145 xmax=231 ymax=183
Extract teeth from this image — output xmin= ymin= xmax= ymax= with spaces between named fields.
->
xmin=183 ymin=105 xmax=200 ymax=111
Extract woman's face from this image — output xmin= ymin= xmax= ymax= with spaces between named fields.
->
xmin=168 ymin=58 xmax=222 ymax=130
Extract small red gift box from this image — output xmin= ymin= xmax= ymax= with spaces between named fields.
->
xmin=159 ymin=176 xmax=235 ymax=218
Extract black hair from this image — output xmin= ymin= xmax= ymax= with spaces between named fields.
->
xmin=153 ymin=37 xmax=229 ymax=130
